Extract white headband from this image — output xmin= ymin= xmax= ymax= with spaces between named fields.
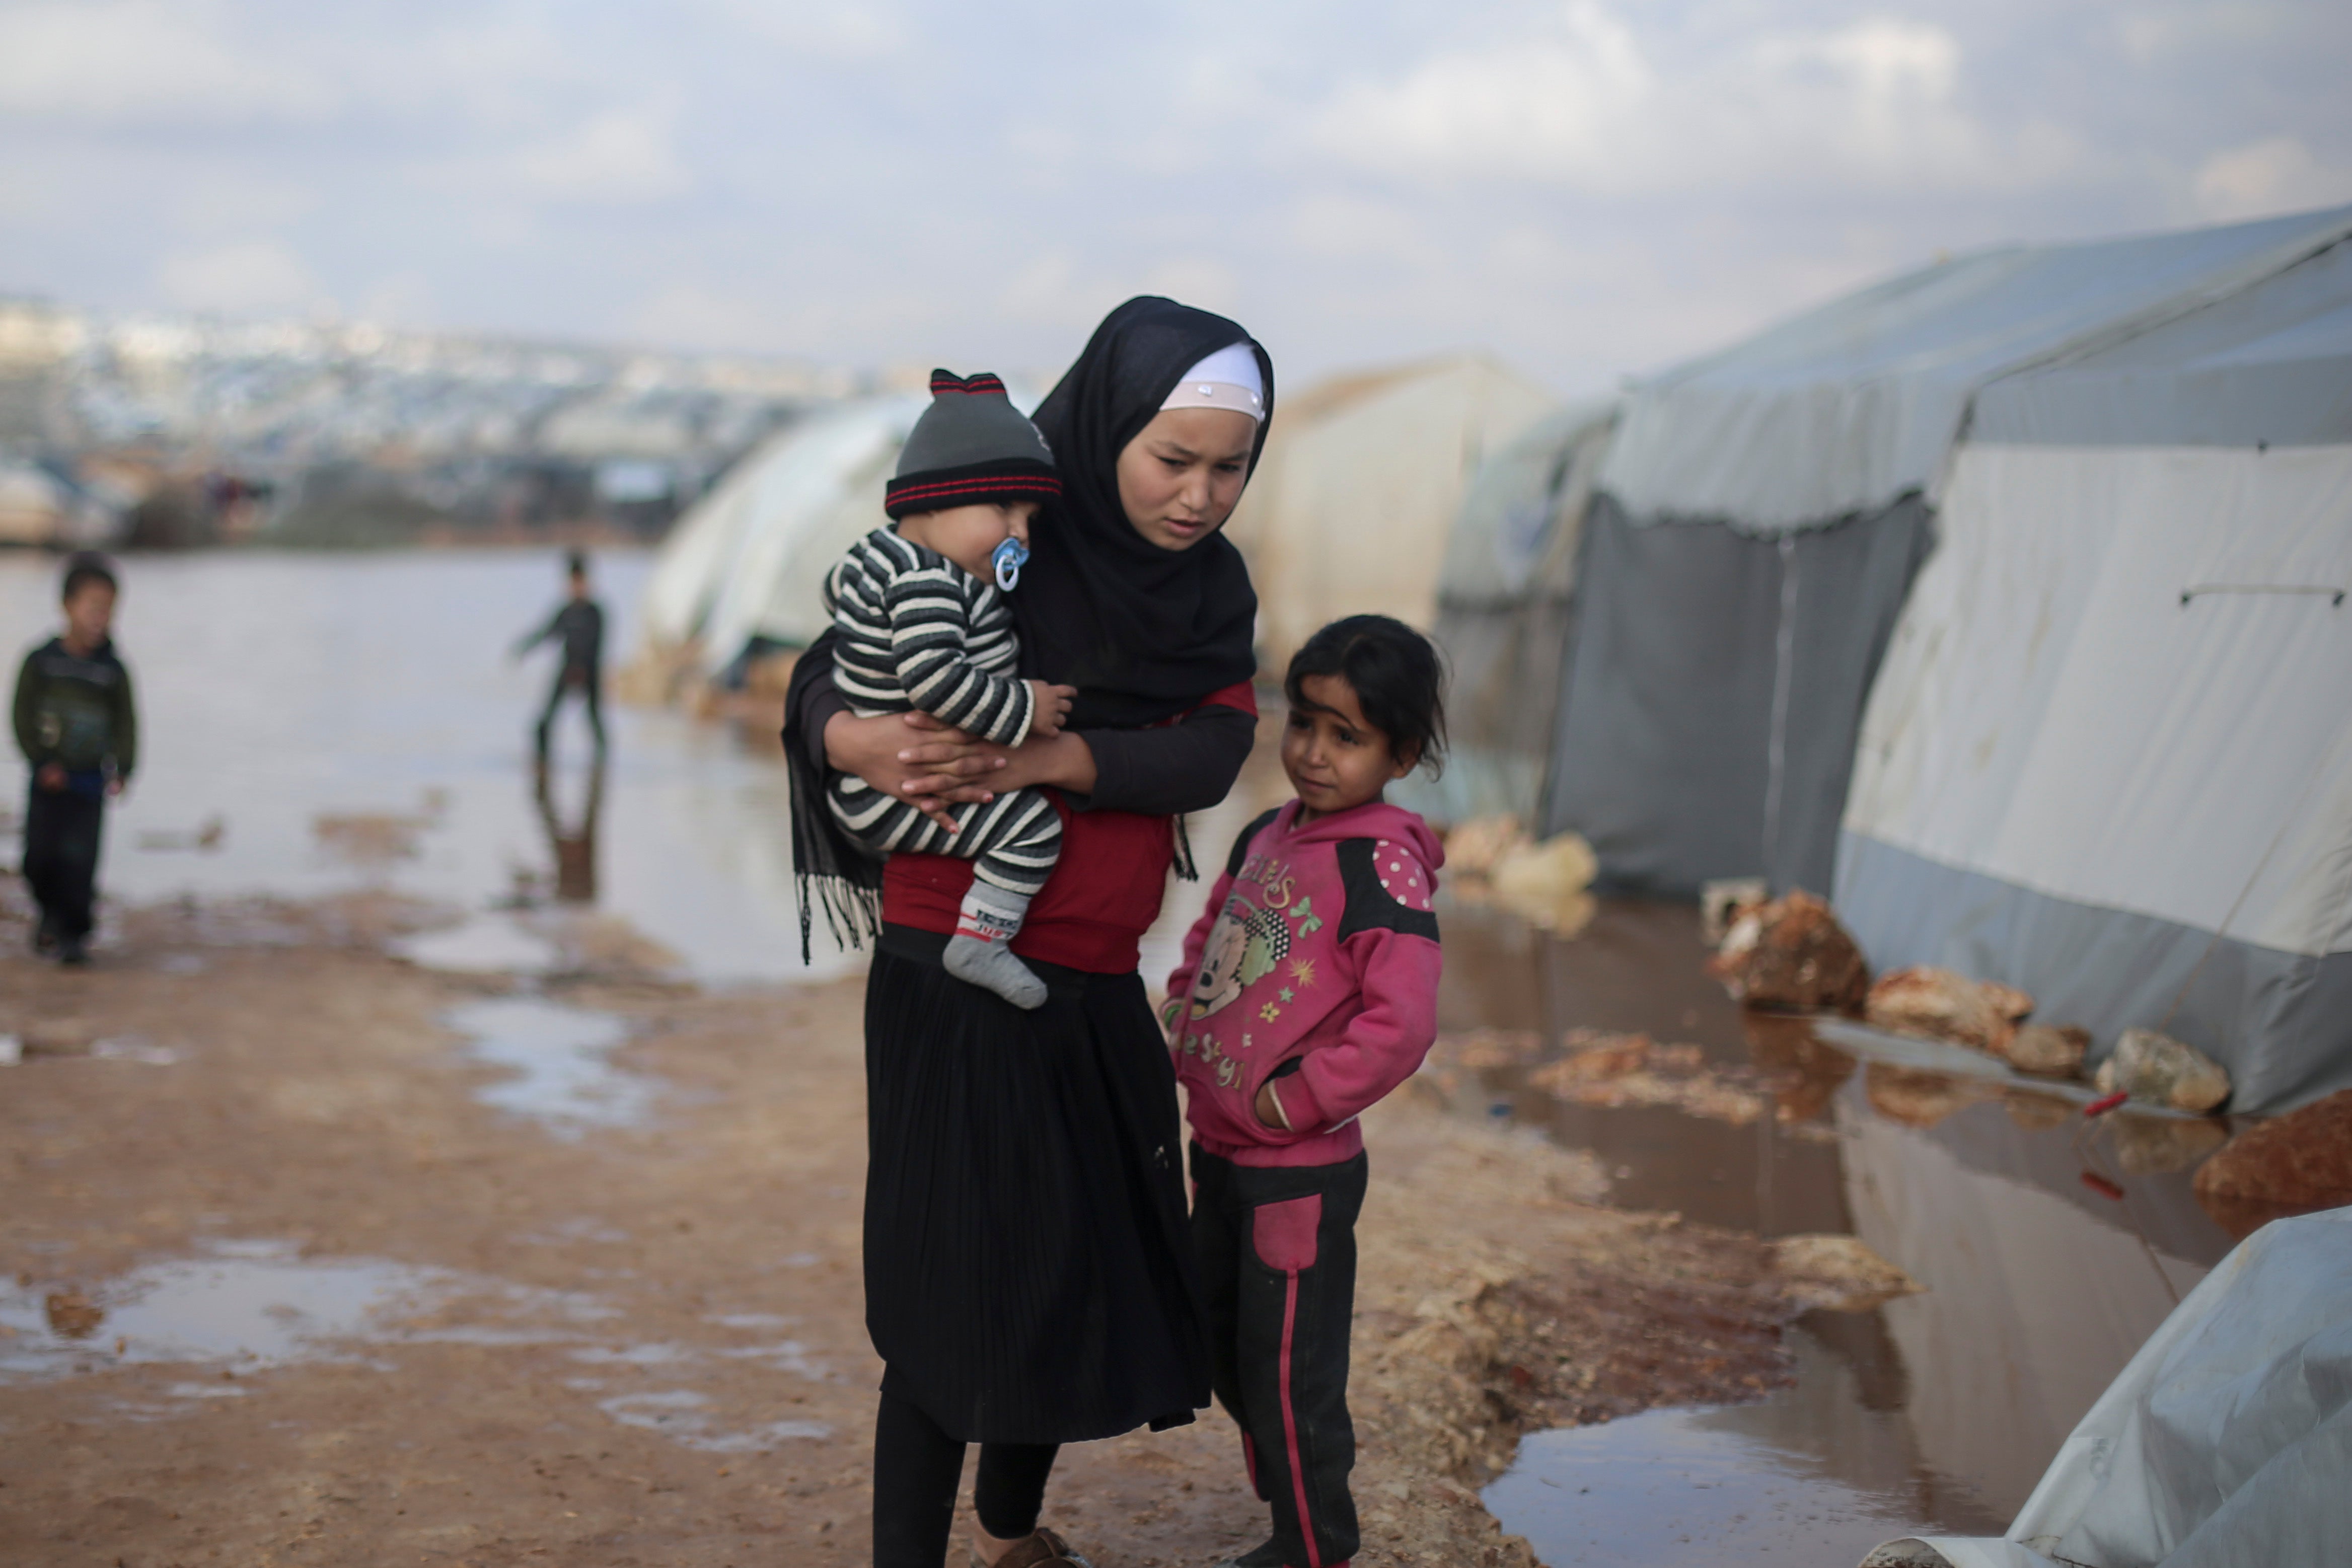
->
xmin=1160 ymin=343 xmax=1266 ymax=421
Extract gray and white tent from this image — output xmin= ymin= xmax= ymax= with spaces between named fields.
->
xmin=1533 ymin=202 xmax=2352 ymax=1110
xmin=1549 ymin=203 xmax=2352 ymax=902
xmin=1422 ymin=400 xmax=1615 ymax=827
xmin=1838 ymin=219 xmax=2352 ymax=1113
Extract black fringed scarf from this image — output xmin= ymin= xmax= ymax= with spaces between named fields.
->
xmin=783 ymin=296 xmax=1274 ymax=960
xmin=782 ymin=630 xmax=884 ymax=963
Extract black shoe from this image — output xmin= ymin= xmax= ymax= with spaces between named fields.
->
xmin=1211 ymin=1542 xmax=1286 ymax=1568
xmin=32 ymin=914 xmax=57 ymax=956
xmin=56 ymin=935 xmax=88 ymax=966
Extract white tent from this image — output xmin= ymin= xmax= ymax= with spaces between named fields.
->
xmin=1223 ymin=355 xmax=1557 ymax=674
xmin=636 ymin=396 xmax=923 ymax=675
xmin=1865 ymin=1208 xmax=2352 ymax=1568
xmin=1838 ymin=221 xmax=2352 ymax=1113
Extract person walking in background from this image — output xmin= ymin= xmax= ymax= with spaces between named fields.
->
xmin=13 ymin=552 xmax=137 ymax=967
xmin=514 ymin=549 xmax=606 ymax=760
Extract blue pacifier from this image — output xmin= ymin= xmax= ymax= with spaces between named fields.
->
xmin=992 ymin=537 xmax=1030 ymax=592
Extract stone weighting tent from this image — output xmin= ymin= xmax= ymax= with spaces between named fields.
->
xmin=1837 ymin=221 xmax=2352 ymax=1113
xmin=1546 ymin=203 xmax=2352 ymax=929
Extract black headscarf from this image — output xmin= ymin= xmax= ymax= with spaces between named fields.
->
xmin=1018 ymin=295 xmax=1272 ymax=728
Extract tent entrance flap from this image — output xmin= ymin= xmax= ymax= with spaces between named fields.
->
xmin=1544 ymin=494 xmax=1934 ymax=897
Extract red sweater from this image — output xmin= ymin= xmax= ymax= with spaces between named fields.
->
xmin=883 ymin=682 xmax=1258 ymax=974
xmin=1164 ymin=799 xmax=1444 ymax=1167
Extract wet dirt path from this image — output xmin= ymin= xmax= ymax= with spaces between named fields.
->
xmin=0 ymin=893 xmax=1841 ymax=1568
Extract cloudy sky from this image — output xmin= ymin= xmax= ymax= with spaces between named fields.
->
xmin=3 ymin=1 xmax=2347 ymax=392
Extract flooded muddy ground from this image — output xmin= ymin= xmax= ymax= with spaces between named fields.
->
xmin=0 ymin=549 xmax=840 ymax=985
xmin=0 ymin=550 xmax=2247 ymax=1565
xmin=0 ymin=885 xmax=1861 ymax=1567
xmin=1428 ymin=894 xmax=2245 ymax=1563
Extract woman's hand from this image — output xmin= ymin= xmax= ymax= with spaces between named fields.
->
xmin=824 ymin=710 xmax=1098 ymax=831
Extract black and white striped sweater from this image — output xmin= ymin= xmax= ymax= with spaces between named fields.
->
xmin=821 ymin=527 xmax=1034 ymax=747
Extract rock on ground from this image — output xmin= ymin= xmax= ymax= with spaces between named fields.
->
xmin=1707 ymin=890 xmax=1870 ymax=1013
xmin=1443 ymin=815 xmax=1530 ymax=880
xmin=1864 ymin=966 xmax=2033 ymax=1059
xmin=2193 ymin=1089 xmax=2352 ymax=1207
xmin=2007 ymin=1023 xmax=2089 ymax=1077
xmin=1769 ymin=1235 xmax=1922 ymax=1313
xmin=2096 ymin=1028 xmax=2232 ymax=1113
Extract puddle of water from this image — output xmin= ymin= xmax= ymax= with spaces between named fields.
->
xmin=571 ymin=1342 xmax=694 ymax=1366
xmin=0 ymin=1240 xmax=458 ymax=1382
xmin=444 ymin=996 xmax=651 ymax=1137
xmin=396 ymin=914 xmax=566 ymax=975
xmin=0 ymin=1240 xmax=826 ymax=1456
xmin=598 ymin=1389 xmax=833 ymax=1452
xmin=0 ymin=550 xmax=862 ymax=984
xmin=1491 ymin=1401 xmax=1972 ymax=1564
xmin=1438 ymin=895 xmax=2233 ymax=1553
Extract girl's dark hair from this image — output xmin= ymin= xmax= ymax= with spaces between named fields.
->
xmin=61 ymin=552 xmax=117 ymax=602
xmin=1283 ymin=614 xmax=1447 ymax=776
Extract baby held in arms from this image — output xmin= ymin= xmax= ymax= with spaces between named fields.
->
xmin=820 ymin=370 xmax=1074 ymax=1009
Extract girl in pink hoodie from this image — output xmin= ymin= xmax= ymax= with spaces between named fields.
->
xmin=1163 ymin=614 xmax=1447 ymax=1568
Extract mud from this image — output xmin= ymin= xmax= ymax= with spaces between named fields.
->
xmin=0 ymin=890 xmax=1845 ymax=1568
xmin=1430 ymin=894 xmax=2245 ymax=1556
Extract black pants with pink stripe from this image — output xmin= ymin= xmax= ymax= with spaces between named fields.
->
xmin=1191 ymin=1143 xmax=1368 ymax=1568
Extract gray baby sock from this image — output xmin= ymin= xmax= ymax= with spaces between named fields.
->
xmin=943 ymin=885 xmax=1047 ymax=1010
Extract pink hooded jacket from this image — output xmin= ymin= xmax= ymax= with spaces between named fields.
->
xmin=1164 ymin=798 xmax=1443 ymax=1168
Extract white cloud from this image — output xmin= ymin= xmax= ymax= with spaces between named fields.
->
xmin=1313 ymin=1 xmax=1649 ymax=186
xmin=506 ymin=108 xmax=692 ymax=203
xmin=698 ymin=0 xmax=908 ymax=59
xmin=2192 ymin=136 xmax=2352 ymax=222
xmin=1283 ymin=193 xmax=1433 ymax=264
xmin=157 ymin=240 xmax=331 ymax=314
xmin=1312 ymin=5 xmax=2068 ymax=197
xmin=0 ymin=1 xmax=332 ymax=124
xmin=1140 ymin=256 xmax=1240 ymax=314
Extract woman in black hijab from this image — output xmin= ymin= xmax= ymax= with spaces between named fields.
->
xmin=784 ymin=297 xmax=1274 ymax=1568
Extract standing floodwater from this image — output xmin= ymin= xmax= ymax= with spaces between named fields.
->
xmin=1433 ymin=896 xmax=2229 ymax=1560
xmin=0 ymin=549 xmax=842 ymax=982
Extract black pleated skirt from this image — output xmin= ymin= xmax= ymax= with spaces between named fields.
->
xmin=862 ymin=926 xmax=1210 ymax=1445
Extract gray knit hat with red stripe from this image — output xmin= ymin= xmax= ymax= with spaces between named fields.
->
xmin=885 ymin=370 xmax=1060 ymax=519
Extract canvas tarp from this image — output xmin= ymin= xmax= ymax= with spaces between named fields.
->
xmin=1838 ymin=234 xmax=2352 ymax=1113
xmin=1866 ymin=1208 xmax=2352 ymax=1568
xmin=1222 ymin=355 xmax=1556 ymax=674
xmin=1547 ymin=205 xmax=2352 ymax=905
xmin=1544 ymin=494 xmax=1934 ymax=893
xmin=1420 ymin=401 xmax=1614 ymax=826
xmin=1602 ymin=205 xmax=2352 ymax=533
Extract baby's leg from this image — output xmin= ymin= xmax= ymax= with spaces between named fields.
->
xmin=940 ymin=789 xmax=1062 ymax=1010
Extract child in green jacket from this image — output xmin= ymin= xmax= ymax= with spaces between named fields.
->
xmin=13 ymin=553 xmax=137 ymax=965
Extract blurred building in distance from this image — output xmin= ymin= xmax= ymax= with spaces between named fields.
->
xmin=0 ymin=295 xmax=854 ymax=550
